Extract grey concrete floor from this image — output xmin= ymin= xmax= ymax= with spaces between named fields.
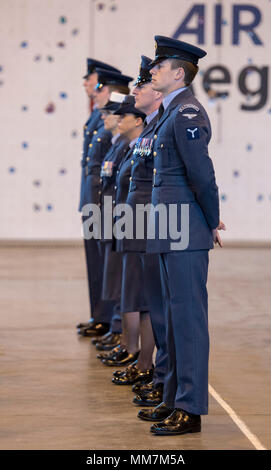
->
xmin=0 ymin=245 xmax=270 ymax=450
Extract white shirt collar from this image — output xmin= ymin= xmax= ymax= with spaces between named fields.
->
xmin=129 ymin=137 xmax=138 ymax=149
xmin=145 ymin=109 xmax=158 ymax=125
xmin=163 ymin=87 xmax=187 ymax=111
xmin=111 ymin=133 xmax=120 ymax=145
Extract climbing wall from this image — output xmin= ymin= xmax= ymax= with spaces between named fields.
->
xmin=0 ymin=0 xmax=270 ymax=241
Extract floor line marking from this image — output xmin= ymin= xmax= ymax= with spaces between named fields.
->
xmin=209 ymin=384 xmax=266 ymax=450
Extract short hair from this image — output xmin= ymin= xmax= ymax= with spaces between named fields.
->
xmin=108 ymin=84 xmax=130 ymax=95
xmin=170 ymin=59 xmax=199 ymax=86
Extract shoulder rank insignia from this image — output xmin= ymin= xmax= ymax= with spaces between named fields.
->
xmin=186 ymin=127 xmax=200 ymax=140
xmin=179 ymin=104 xmax=200 ymax=113
xmin=182 ymin=113 xmax=198 ymax=120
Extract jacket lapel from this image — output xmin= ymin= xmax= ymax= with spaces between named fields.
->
xmin=154 ymin=87 xmax=194 ymax=132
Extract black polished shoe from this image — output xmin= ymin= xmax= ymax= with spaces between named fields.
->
xmin=150 ymin=409 xmax=201 ymax=435
xmin=79 ymin=322 xmax=110 ymax=337
xmin=112 ymin=365 xmax=153 ymax=385
xmin=133 ymin=387 xmax=163 ymax=407
xmin=102 ymin=349 xmax=140 ymax=367
xmin=137 ymin=382 xmax=163 ymax=398
xmin=76 ymin=318 xmax=95 ymax=329
xmin=96 ymin=333 xmax=121 ymax=351
xmin=132 ymin=380 xmax=154 ymax=395
xmin=137 ymin=402 xmax=173 ymax=422
xmin=91 ymin=331 xmax=112 ymax=346
xmin=112 ymin=360 xmax=138 ymax=378
xmin=96 ymin=344 xmax=124 ymax=360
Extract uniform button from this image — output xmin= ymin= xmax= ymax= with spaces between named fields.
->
xmin=98 ymin=190 xmax=101 ymax=195
xmin=114 ymin=186 xmax=117 ymax=190
xmin=161 ymin=144 xmax=164 ymax=148
xmin=86 ymin=131 xmax=89 ymax=135
xmin=86 ymin=157 xmax=90 ymax=162
xmin=129 ymin=177 xmax=132 ymax=181
xmin=153 ymin=168 xmax=156 ymax=174
xmin=117 ymin=170 xmax=119 ymax=174
xmin=97 ymin=138 xmax=101 ymax=142
xmin=89 ymin=143 xmax=93 ymax=148
xmin=153 ymin=151 xmax=157 ymax=157
xmin=154 ymin=134 xmax=157 ymax=139
xmin=113 ymin=200 xmax=115 ymax=204
xmin=93 ymin=130 xmax=97 ymax=135
xmin=131 ymin=160 xmax=134 ymax=165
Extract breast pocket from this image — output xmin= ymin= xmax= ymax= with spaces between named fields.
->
xmin=155 ymin=138 xmax=176 ymax=168
xmin=129 ymin=180 xmax=137 ymax=192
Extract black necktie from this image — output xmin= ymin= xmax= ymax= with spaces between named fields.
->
xmin=158 ymin=103 xmax=164 ymax=120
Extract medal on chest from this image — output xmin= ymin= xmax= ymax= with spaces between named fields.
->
xmin=133 ymin=138 xmax=154 ymax=158
xmin=101 ymin=161 xmax=114 ymax=177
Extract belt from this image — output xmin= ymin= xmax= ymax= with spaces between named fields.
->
xmin=153 ymin=172 xmax=189 ymax=187
xmin=85 ymin=167 xmax=100 ymax=177
xmin=129 ymin=178 xmax=152 ymax=192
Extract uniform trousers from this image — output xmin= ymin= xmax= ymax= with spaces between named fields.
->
xmin=159 ymin=250 xmax=209 ymax=415
xmin=141 ymin=254 xmax=167 ymax=387
xmin=83 ymin=220 xmax=114 ymax=324
xmin=101 ymin=242 xmax=122 ymax=333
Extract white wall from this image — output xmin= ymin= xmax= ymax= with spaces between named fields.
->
xmin=0 ymin=0 xmax=270 ymax=241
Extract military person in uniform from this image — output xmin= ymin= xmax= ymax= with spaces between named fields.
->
xmin=99 ymin=96 xmax=148 ymax=371
xmin=92 ymin=92 xmax=129 ymax=352
xmin=119 ymin=56 xmax=168 ymax=406
xmin=77 ymin=59 xmax=122 ymax=337
xmin=104 ymin=97 xmax=155 ymax=386
xmin=79 ymin=70 xmax=133 ymax=338
xmin=138 ymin=36 xmax=225 ymax=435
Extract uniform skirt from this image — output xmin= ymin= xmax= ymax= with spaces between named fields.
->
xmin=120 ymin=252 xmax=148 ymax=313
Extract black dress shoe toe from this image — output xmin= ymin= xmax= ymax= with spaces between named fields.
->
xmin=79 ymin=323 xmax=110 ymax=337
xmin=96 ymin=341 xmax=121 ymax=352
xmin=150 ymin=409 xmax=201 ymax=435
xmin=76 ymin=318 xmax=95 ymax=329
xmin=91 ymin=331 xmax=112 ymax=345
xmin=112 ymin=365 xmax=153 ymax=385
xmin=137 ymin=402 xmax=174 ymax=422
xmin=102 ymin=349 xmax=140 ymax=367
xmin=91 ymin=336 xmax=103 ymax=346
xmin=136 ymin=382 xmax=163 ymax=398
xmin=112 ymin=361 xmax=138 ymax=378
xmin=96 ymin=344 xmax=123 ymax=360
xmin=95 ymin=333 xmax=121 ymax=351
xmin=132 ymin=380 xmax=154 ymax=394
xmin=133 ymin=388 xmax=163 ymax=407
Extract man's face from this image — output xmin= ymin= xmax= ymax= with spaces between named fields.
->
xmin=93 ymin=85 xmax=111 ymax=109
xmin=101 ymin=111 xmax=120 ymax=132
xmin=118 ymin=114 xmax=138 ymax=136
xmin=133 ymin=82 xmax=158 ymax=112
xmin=83 ymin=72 xmax=98 ymax=98
xmin=150 ymin=59 xmax=181 ymax=94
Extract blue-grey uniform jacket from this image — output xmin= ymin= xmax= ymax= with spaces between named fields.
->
xmin=82 ymin=122 xmax=112 ymax=208
xmin=113 ymin=145 xmax=135 ymax=252
xmin=146 ymin=87 xmax=220 ymax=253
xmin=123 ymin=115 xmax=159 ymax=252
xmin=100 ymin=135 xmax=130 ymax=242
xmin=78 ymin=108 xmax=102 ymax=211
